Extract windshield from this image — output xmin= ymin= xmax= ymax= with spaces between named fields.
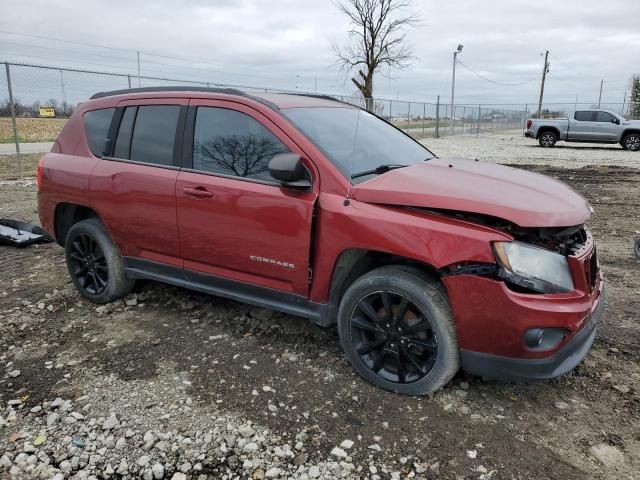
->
xmin=282 ymin=107 xmax=434 ymax=183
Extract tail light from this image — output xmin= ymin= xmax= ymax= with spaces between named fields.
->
xmin=37 ymin=156 xmax=44 ymax=190
xmin=526 ymin=119 xmax=532 ymax=129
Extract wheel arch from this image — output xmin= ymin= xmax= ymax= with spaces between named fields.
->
xmin=621 ymin=128 xmax=640 ymax=139
xmin=54 ymin=203 xmax=99 ymax=247
xmin=536 ymin=126 xmax=560 ymax=139
xmin=324 ymin=248 xmax=443 ymax=325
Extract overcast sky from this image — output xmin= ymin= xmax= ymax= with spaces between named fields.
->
xmin=1 ymin=0 xmax=638 ymax=106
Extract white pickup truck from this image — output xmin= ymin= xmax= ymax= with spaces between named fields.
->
xmin=526 ymin=109 xmax=640 ymax=151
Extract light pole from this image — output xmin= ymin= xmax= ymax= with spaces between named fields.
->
xmin=450 ymin=44 xmax=463 ymax=136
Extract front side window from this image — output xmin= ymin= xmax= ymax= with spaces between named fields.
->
xmin=193 ymin=107 xmax=289 ymax=182
xmin=129 ymin=105 xmax=180 ymax=165
xmin=595 ymin=111 xmax=616 ymax=123
xmin=84 ymin=108 xmax=115 ymax=157
xmin=282 ymin=107 xmax=433 ymax=183
xmin=574 ymin=111 xmax=595 ymax=122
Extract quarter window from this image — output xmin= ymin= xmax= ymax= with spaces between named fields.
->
xmin=574 ymin=111 xmax=595 ymax=122
xmin=192 ymin=107 xmax=289 ymax=182
xmin=84 ymin=108 xmax=115 ymax=157
xmin=129 ymin=105 xmax=180 ymax=165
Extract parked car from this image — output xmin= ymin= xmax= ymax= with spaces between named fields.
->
xmin=38 ymin=87 xmax=604 ymax=395
xmin=526 ymin=109 xmax=640 ymax=150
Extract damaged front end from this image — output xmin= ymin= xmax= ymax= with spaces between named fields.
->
xmin=422 ymin=207 xmax=604 ymax=365
xmin=425 ymin=208 xmax=597 ymax=296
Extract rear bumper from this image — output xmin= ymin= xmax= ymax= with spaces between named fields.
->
xmin=525 ymin=130 xmax=535 ymax=138
xmin=460 ymin=284 xmax=605 ymax=382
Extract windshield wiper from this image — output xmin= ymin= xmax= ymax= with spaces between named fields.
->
xmin=350 ymin=164 xmax=408 ymax=179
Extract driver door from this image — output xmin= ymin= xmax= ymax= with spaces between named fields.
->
xmin=175 ymin=100 xmax=318 ymax=297
xmin=593 ymin=111 xmax=620 ymax=142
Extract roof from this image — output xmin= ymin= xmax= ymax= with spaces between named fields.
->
xmin=88 ymin=86 xmax=353 ymax=109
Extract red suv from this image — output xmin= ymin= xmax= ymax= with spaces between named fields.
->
xmin=37 ymin=87 xmax=604 ymax=395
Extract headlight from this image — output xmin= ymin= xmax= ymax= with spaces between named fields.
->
xmin=493 ymin=241 xmax=574 ymax=294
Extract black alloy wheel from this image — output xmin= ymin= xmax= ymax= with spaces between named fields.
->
xmin=623 ymin=133 xmax=640 ymax=151
xmin=68 ymin=233 xmax=109 ymax=295
xmin=350 ymin=290 xmax=438 ymax=384
xmin=539 ymin=132 xmax=557 ymax=147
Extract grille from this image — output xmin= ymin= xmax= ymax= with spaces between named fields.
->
xmin=588 ymin=248 xmax=598 ymax=290
xmin=565 ymin=227 xmax=588 ymax=256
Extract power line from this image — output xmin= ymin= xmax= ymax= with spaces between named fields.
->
xmin=0 ymin=30 xmax=136 ymax=53
xmin=0 ymin=30 xmax=306 ymax=79
xmin=0 ymin=38 xmax=300 ymax=86
xmin=455 ymin=59 xmax=541 ymax=87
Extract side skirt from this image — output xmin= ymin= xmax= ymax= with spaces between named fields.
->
xmin=123 ymin=257 xmax=332 ymax=326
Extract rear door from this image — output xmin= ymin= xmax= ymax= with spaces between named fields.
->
xmin=90 ymin=99 xmax=187 ymax=267
xmin=568 ymin=111 xmax=596 ymax=140
xmin=175 ymin=100 xmax=318 ymax=297
xmin=593 ymin=111 xmax=620 ymax=142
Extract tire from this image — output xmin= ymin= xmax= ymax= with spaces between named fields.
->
xmin=538 ymin=131 xmax=558 ymax=147
xmin=621 ymin=133 xmax=640 ymax=151
xmin=64 ymin=218 xmax=134 ymax=304
xmin=337 ymin=266 xmax=459 ymax=395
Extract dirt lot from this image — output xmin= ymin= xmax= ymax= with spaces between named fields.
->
xmin=1 ymin=137 xmax=639 ymax=480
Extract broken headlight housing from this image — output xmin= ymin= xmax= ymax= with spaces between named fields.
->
xmin=492 ymin=241 xmax=574 ymax=294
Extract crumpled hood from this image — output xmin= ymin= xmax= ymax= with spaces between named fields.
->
xmin=350 ymin=158 xmax=592 ymax=227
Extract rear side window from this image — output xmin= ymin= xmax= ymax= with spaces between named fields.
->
xmin=574 ymin=111 xmax=595 ymax=121
xmin=129 ymin=105 xmax=180 ymax=166
xmin=192 ymin=107 xmax=289 ymax=182
xmin=84 ymin=108 xmax=115 ymax=157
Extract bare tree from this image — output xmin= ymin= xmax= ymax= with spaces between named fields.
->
xmin=335 ymin=0 xmax=418 ymax=111
xmin=196 ymin=135 xmax=286 ymax=179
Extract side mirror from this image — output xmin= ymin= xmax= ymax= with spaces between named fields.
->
xmin=613 ymin=118 xmax=620 ymax=124
xmin=268 ymin=153 xmax=311 ymax=190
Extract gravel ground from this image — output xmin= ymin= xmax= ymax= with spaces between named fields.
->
xmin=1 ymin=135 xmax=640 ymax=480
xmin=424 ymin=130 xmax=640 ymax=168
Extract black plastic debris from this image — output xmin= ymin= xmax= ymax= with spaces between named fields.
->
xmin=0 ymin=219 xmax=53 ymax=247
xmin=635 ymin=238 xmax=640 ymax=259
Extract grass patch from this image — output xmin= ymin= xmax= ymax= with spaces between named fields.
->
xmin=0 ymin=117 xmax=67 ymax=143
xmin=0 ymin=154 xmax=41 ymax=180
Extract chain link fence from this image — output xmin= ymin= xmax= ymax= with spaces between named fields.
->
xmin=2 ymin=61 xmax=638 ymax=177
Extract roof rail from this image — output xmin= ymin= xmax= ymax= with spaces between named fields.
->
xmin=89 ymin=86 xmax=245 ymax=100
xmin=287 ymin=92 xmax=355 ymax=107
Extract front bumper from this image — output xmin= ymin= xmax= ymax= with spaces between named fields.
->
xmin=459 ymin=285 xmax=604 ymax=381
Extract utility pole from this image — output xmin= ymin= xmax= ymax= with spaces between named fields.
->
xmin=597 ymin=79 xmax=604 ymax=108
xmin=450 ymin=44 xmax=463 ymax=136
xmin=537 ymin=50 xmax=549 ymax=118
xmin=622 ymin=90 xmax=627 ymax=117
xmin=137 ymin=51 xmax=141 ymax=87
xmin=60 ymin=70 xmax=67 ymax=111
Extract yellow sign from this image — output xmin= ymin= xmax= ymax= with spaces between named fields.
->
xmin=39 ymin=106 xmax=56 ymax=118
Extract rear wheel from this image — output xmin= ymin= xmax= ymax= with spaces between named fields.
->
xmin=337 ymin=266 xmax=459 ymax=395
xmin=64 ymin=219 xmax=134 ymax=303
xmin=538 ymin=131 xmax=558 ymax=147
xmin=621 ymin=133 xmax=640 ymax=151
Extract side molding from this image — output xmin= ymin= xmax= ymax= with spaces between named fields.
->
xmin=123 ymin=258 xmax=332 ymax=326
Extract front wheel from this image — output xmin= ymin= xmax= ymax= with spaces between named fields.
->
xmin=538 ymin=131 xmax=558 ymax=147
xmin=621 ymin=133 xmax=640 ymax=151
xmin=337 ymin=266 xmax=459 ymax=395
xmin=64 ymin=219 xmax=134 ymax=303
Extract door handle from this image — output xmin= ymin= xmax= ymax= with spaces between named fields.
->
xmin=183 ymin=186 xmax=214 ymax=199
